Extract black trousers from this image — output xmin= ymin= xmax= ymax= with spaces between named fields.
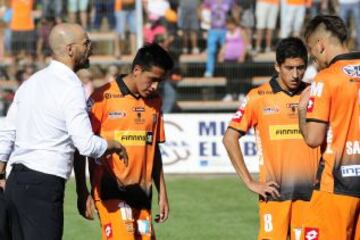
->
xmin=5 ymin=164 xmax=65 ymax=240
xmin=0 ymin=187 xmax=10 ymax=240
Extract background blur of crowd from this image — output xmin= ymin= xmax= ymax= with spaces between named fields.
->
xmin=0 ymin=0 xmax=359 ymax=115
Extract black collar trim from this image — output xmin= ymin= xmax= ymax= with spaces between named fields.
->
xmin=269 ymin=76 xmax=307 ymax=97
xmin=329 ymin=52 xmax=360 ymax=66
xmin=115 ymin=75 xmax=140 ymax=99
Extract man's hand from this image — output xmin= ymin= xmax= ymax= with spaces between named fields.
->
xmin=77 ymin=191 xmax=95 ymax=220
xmin=247 ymin=180 xmax=280 ymax=200
xmin=298 ymin=86 xmax=311 ymax=111
xmin=0 ymin=179 xmax=5 ymax=192
xmin=106 ymin=140 xmax=129 ymax=166
xmin=155 ymin=192 xmax=169 ymax=224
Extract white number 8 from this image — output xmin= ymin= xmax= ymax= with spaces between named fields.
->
xmin=264 ymin=214 xmax=273 ymax=232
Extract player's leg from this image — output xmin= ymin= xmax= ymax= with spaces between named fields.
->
xmin=290 ymin=200 xmax=311 ymax=240
xmin=95 ymin=199 xmax=153 ymax=240
xmin=258 ymin=200 xmax=292 ymax=240
xmin=302 ymin=190 xmax=359 ymax=240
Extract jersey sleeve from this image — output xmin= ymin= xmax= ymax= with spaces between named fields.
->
xmin=87 ymin=91 xmax=105 ymax=135
xmin=228 ymin=90 xmax=258 ymax=133
xmin=306 ymin=74 xmax=331 ymax=123
xmin=157 ymin=111 xmax=165 ymax=143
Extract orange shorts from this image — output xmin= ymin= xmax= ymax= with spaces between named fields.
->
xmin=302 ymin=190 xmax=360 ymax=240
xmin=258 ymin=200 xmax=310 ymax=240
xmin=95 ymin=199 xmax=154 ymax=240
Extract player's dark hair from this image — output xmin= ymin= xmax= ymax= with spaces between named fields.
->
xmin=276 ymin=37 xmax=308 ymax=66
xmin=131 ymin=43 xmax=174 ymax=72
xmin=304 ymin=15 xmax=348 ymax=44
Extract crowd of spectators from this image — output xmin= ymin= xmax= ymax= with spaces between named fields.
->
xmin=0 ymin=0 xmax=360 ymax=112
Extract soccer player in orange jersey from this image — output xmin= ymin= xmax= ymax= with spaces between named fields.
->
xmin=298 ymin=15 xmax=360 ymax=240
xmin=223 ymin=37 xmax=321 ymax=240
xmin=75 ymin=43 xmax=174 ymax=240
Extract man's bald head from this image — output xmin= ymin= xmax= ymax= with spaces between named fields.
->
xmin=49 ymin=23 xmax=87 ymax=56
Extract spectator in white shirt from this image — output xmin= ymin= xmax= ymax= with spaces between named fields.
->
xmin=0 ymin=23 xmax=128 ymax=240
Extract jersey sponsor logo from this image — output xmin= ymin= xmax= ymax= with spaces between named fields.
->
xmin=263 ymin=106 xmax=279 ymax=115
xmin=304 ymin=227 xmax=319 ymax=240
xmin=341 ymin=165 xmax=360 ymax=177
xmin=133 ymin=107 xmax=145 ymax=112
xmin=269 ymin=125 xmax=302 ymax=140
xmin=104 ymin=223 xmax=113 ymax=239
xmin=343 ymin=65 xmax=360 ymax=77
xmin=108 ymin=111 xmax=127 ymax=119
xmin=232 ymin=97 xmax=248 ymax=122
xmin=310 ymin=82 xmax=324 ymax=97
xmin=114 ymin=131 xmax=153 ymax=146
xmin=307 ymin=97 xmax=315 ymax=113
xmin=346 ymin=141 xmax=360 ymax=155
xmin=257 ymin=90 xmax=273 ymax=95
xmin=104 ymin=93 xmax=123 ymax=99
xmin=232 ymin=108 xmax=245 ymax=123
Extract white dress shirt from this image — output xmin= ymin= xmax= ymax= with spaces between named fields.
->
xmin=0 ymin=60 xmax=107 ymax=179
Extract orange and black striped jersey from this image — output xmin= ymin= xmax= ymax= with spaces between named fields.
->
xmin=87 ymin=76 xmax=165 ymax=209
xmin=307 ymin=52 xmax=360 ymax=198
xmin=229 ymin=77 xmax=320 ymax=201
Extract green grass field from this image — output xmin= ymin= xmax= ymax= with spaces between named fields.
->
xmin=63 ymin=175 xmax=259 ymax=240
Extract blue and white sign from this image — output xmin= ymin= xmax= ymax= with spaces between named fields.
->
xmin=161 ymin=114 xmax=259 ymax=174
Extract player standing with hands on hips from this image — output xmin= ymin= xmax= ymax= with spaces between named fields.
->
xmin=223 ymin=37 xmax=320 ymax=240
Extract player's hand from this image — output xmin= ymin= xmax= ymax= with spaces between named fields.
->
xmin=77 ymin=191 xmax=95 ymax=220
xmin=247 ymin=180 xmax=280 ymax=200
xmin=298 ymin=86 xmax=311 ymax=111
xmin=106 ymin=140 xmax=129 ymax=167
xmin=0 ymin=179 xmax=5 ymax=192
xmin=155 ymin=192 xmax=169 ymax=223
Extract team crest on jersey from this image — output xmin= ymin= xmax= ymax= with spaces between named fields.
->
xmin=304 ymin=227 xmax=319 ymax=240
xmin=343 ymin=65 xmax=360 ymax=77
xmin=104 ymin=223 xmax=113 ymax=239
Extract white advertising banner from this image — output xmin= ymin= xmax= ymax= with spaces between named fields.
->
xmin=161 ymin=114 xmax=259 ymax=174
xmin=0 ymin=115 xmax=260 ymax=174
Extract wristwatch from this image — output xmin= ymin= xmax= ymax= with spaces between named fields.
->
xmin=0 ymin=172 xmax=5 ymax=180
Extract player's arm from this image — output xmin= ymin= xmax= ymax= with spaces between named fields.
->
xmin=298 ymin=86 xmax=327 ymax=148
xmin=152 ymin=143 xmax=169 ymax=223
xmin=73 ymin=150 xmax=94 ymax=220
xmin=223 ymin=128 xmax=280 ymax=200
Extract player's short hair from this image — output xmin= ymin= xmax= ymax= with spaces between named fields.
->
xmin=276 ymin=37 xmax=308 ymax=66
xmin=304 ymin=15 xmax=348 ymax=44
xmin=132 ymin=43 xmax=174 ymax=72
